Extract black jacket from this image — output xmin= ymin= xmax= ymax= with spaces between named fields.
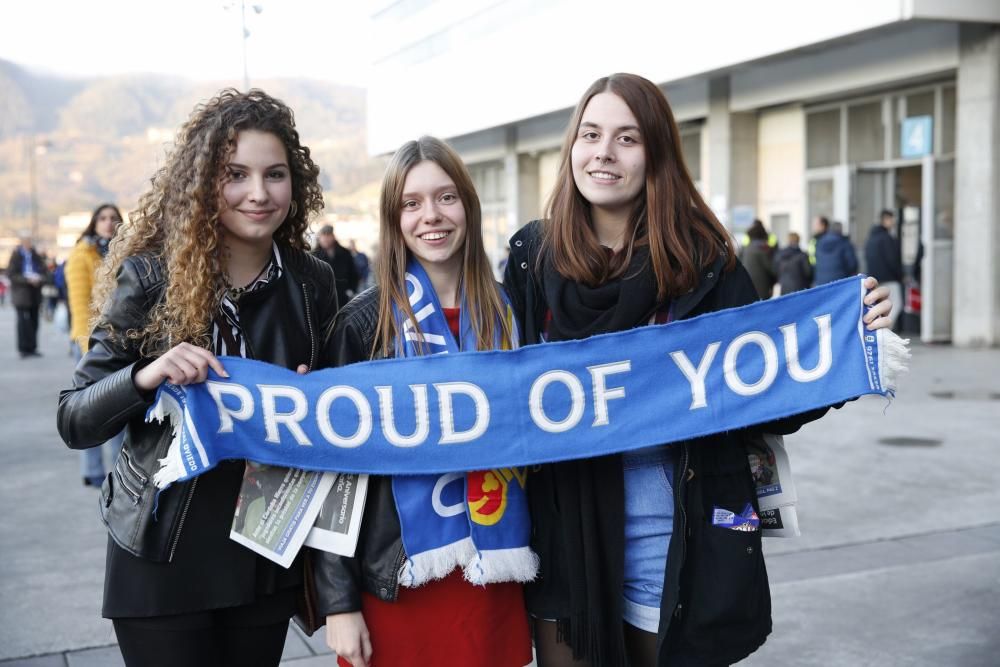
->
xmin=864 ymin=225 xmax=902 ymax=283
xmin=311 ymin=287 xmax=410 ymax=616
xmin=7 ymin=246 xmax=48 ymax=308
xmin=56 ymin=247 xmax=338 ymax=619
xmin=504 ymin=221 xmax=827 ymax=666
xmin=313 ymin=243 xmax=360 ymax=307
xmin=774 ymin=245 xmax=813 ymax=294
xmin=739 ymin=241 xmax=776 ymax=300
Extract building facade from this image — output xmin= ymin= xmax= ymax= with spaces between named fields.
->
xmin=368 ymin=0 xmax=1000 ymax=346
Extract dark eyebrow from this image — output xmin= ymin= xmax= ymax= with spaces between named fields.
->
xmin=228 ymin=162 xmax=289 ymax=170
xmin=401 ymin=184 xmax=458 ymax=199
xmin=579 ymin=121 xmax=640 ymax=133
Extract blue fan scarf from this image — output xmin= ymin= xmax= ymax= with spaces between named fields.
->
xmin=388 ymin=259 xmax=534 ymax=586
xmin=150 ymin=275 xmax=908 ymax=515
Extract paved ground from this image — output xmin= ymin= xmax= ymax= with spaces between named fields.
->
xmin=0 ymin=304 xmax=997 ymax=666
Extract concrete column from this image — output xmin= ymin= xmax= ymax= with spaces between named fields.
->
xmin=953 ymin=24 xmax=1000 ymax=347
xmin=707 ymin=77 xmax=732 ymax=225
xmin=707 ymin=76 xmax=758 ymax=230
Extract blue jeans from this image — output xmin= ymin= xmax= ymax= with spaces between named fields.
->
xmin=622 ymin=444 xmax=675 ymax=633
xmin=73 ymin=343 xmax=123 ymax=481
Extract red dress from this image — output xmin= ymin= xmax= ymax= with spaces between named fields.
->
xmin=338 ymin=308 xmax=532 ymax=667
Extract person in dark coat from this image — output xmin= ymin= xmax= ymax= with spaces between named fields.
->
xmin=312 ymin=224 xmax=359 ymax=306
xmin=7 ymin=233 xmax=49 ymax=358
xmin=738 ymin=219 xmax=776 ymax=300
xmin=813 ymin=221 xmax=858 ymax=285
xmin=503 ymin=73 xmax=897 ymax=667
xmin=864 ymin=209 xmax=903 ymax=328
xmin=773 ymin=231 xmax=813 ymax=294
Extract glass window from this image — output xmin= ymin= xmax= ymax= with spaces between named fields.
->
xmin=934 ymin=159 xmax=954 ymax=240
xmin=894 ymin=91 xmax=935 ymax=158
xmin=847 ymin=101 xmax=884 ymax=163
xmin=681 ymin=130 xmax=701 ymax=183
xmin=941 ymin=87 xmax=956 ymax=155
xmin=807 ymin=179 xmax=834 ymax=235
xmin=806 ymin=109 xmax=841 ymax=168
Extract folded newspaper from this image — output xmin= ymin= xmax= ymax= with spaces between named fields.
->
xmin=229 ymin=463 xmax=368 ymax=567
xmin=747 ymin=433 xmax=801 ymax=538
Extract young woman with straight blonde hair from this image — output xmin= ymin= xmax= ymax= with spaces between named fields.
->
xmin=313 ymin=136 xmax=533 ymax=667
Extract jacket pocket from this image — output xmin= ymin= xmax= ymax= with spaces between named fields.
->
xmin=682 ymin=517 xmax=770 ymax=653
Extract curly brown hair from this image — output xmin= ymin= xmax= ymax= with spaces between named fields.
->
xmin=92 ymin=88 xmax=324 ymax=354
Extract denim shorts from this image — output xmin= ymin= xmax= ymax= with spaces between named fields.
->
xmin=622 ymin=444 xmax=675 ymax=633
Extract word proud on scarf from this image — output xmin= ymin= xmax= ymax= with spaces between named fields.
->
xmin=150 ymin=276 xmax=908 ymax=488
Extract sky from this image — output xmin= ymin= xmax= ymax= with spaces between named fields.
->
xmin=0 ymin=0 xmax=374 ymax=86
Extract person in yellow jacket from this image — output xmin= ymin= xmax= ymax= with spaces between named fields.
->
xmin=66 ymin=203 xmax=123 ymax=486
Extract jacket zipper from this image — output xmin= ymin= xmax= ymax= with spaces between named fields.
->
xmin=168 ymin=477 xmax=198 ymax=562
xmin=120 ymin=449 xmax=148 ymax=485
xmin=114 ymin=468 xmax=141 ymax=505
xmin=673 ymin=441 xmax=691 ymax=620
xmin=301 ymin=282 xmax=317 ymax=371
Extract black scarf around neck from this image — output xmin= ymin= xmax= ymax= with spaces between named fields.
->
xmin=538 ymin=246 xmax=662 ymax=664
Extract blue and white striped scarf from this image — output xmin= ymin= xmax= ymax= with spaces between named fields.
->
xmin=389 ymin=258 xmax=535 ymax=586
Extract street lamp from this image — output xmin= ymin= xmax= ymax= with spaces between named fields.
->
xmin=26 ymin=137 xmax=51 ymax=240
xmin=225 ymin=1 xmax=263 ymax=90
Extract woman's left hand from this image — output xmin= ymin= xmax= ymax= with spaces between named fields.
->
xmin=861 ymin=276 xmax=893 ymax=330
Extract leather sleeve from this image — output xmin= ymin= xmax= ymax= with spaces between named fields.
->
xmin=57 ymin=257 xmax=158 ymax=449
xmin=314 ymin=262 xmax=340 ymax=369
xmin=313 ymin=293 xmax=378 ymax=616
xmin=312 ymin=548 xmax=364 ymax=616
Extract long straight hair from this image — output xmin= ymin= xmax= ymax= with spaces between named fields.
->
xmin=542 ymin=73 xmax=735 ymax=299
xmin=374 ymin=136 xmax=514 ymax=357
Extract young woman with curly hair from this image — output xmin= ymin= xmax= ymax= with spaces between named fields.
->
xmin=57 ymin=89 xmax=339 ymax=667
xmin=504 ymin=73 xmax=895 ymax=667
xmin=312 ymin=136 xmax=533 ymax=667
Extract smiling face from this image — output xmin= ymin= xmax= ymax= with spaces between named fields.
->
xmin=399 ymin=160 xmax=467 ymax=275
xmin=570 ymin=92 xmax=647 ymax=221
xmin=218 ymin=130 xmax=292 ymax=252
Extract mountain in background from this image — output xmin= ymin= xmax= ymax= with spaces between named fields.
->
xmin=0 ymin=58 xmax=384 ymax=242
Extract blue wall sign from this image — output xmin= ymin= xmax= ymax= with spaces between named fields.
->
xmin=901 ymin=116 xmax=933 ymax=158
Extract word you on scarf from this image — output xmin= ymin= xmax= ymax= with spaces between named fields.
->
xmin=151 ymin=276 xmax=908 ymax=488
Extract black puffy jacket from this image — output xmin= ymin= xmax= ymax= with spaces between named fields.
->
xmin=504 ymin=221 xmax=829 ymax=666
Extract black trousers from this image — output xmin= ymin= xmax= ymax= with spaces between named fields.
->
xmin=112 ymin=591 xmax=295 ymax=667
xmin=15 ymin=305 xmax=39 ymax=354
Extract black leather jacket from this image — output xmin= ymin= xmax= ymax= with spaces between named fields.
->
xmin=504 ymin=221 xmax=830 ymax=666
xmin=57 ymin=247 xmax=338 ymax=566
xmin=311 ymin=287 xmax=410 ymax=616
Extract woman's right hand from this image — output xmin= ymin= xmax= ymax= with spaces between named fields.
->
xmin=134 ymin=342 xmax=229 ymax=392
xmin=326 ymin=611 xmax=372 ymax=667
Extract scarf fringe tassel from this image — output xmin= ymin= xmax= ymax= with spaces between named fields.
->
xmin=878 ymin=329 xmax=911 ymax=396
xmin=147 ymin=391 xmax=187 ymax=489
xmin=399 ymin=538 xmax=539 ymax=588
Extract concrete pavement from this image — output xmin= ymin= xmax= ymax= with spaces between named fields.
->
xmin=0 ymin=303 xmax=998 ymax=666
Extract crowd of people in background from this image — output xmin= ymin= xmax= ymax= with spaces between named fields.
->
xmin=737 ymin=210 xmax=910 ymax=332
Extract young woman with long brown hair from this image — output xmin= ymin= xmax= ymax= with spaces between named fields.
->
xmin=313 ymin=136 xmax=534 ymax=667
xmin=504 ymin=73 xmax=895 ymax=667
xmin=57 ymin=89 xmax=338 ymax=667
